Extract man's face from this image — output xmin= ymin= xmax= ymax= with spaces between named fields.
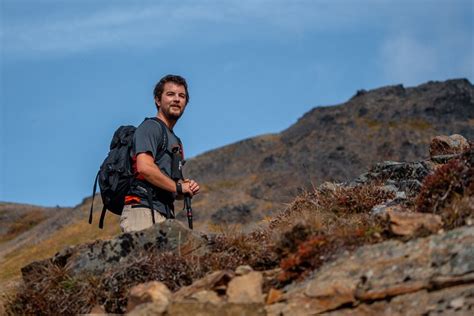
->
xmin=156 ymin=82 xmax=187 ymax=120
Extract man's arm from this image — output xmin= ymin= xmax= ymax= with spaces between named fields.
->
xmin=136 ymin=152 xmax=200 ymax=196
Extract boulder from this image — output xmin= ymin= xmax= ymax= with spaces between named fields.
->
xmin=227 ymin=271 xmax=264 ymax=304
xmin=351 ymin=160 xmax=433 ymax=197
xmin=173 ymin=270 xmax=235 ymax=301
xmin=127 ymin=281 xmax=171 ymax=313
xmin=22 ymin=220 xmax=209 ymax=280
xmin=387 ymin=209 xmax=443 ymax=236
xmin=430 ymin=134 xmax=470 ymax=157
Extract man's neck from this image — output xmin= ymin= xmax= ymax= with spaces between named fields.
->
xmin=156 ymin=112 xmax=176 ymax=130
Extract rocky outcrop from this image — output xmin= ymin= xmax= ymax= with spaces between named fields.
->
xmin=269 ymin=225 xmax=474 ymax=315
xmin=21 ymin=220 xmax=208 ymax=279
xmin=323 ymin=284 xmax=474 ymax=316
xmin=115 ymin=225 xmax=474 ymax=315
xmin=126 ymin=268 xmax=268 ymax=315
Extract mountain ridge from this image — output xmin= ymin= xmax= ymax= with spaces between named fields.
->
xmin=183 ymin=78 xmax=473 ymax=227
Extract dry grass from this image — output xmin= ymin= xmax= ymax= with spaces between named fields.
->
xmin=0 ymin=210 xmax=46 ymax=243
xmin=6 ymin=262 xmax=100 ymax=315
xmin=0 ymin=212 xmax=121 ymax=284
xmin=268 ymin=183 xmax=391 ymax=284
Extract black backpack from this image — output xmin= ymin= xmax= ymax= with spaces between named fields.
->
xmin=89 ymin=118 xmax=168 ymax=229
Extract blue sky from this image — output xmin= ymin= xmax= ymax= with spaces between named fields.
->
xmin=1 ymin=0 xmax=473 ymax=207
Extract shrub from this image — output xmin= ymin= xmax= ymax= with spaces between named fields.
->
xmin=416 ymin=148 xmax=473 ymax=229
xmin=269 ymin=183 xmax=392 ymax=285
xmin=6 ymin=262 xmax=99 ymax=315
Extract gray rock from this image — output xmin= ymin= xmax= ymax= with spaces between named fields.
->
xmin=323 ymin=284 xmax=474 ymax=315
xmin=274 ymin=226 xmax=474 ymax=315
xmin=431 ymin=153 xmax=464 ymax=164
xmin=21 ymin=220 xmax=209 ymax=279
xmin=380 ymin=184 xmax=399 ymax=194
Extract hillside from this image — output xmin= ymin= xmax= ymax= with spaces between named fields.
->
xmin=184 ymin=78 xmax=474 ymax=227
xmin=0 ymin=200 xmax=121 ymax=299
xmin=5 ymin=133 xmax=473 ymax=314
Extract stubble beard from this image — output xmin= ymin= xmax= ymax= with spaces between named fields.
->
xmin=163 ymin=105 xmax=183 ymax=121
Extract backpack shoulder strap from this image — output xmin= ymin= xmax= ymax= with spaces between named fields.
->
xmin=146 ymin=117 xmax=169 ymax=161
xmin=89 ymin=171 xmax=100 ymax=224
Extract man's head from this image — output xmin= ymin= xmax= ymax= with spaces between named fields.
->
xmin=154 ymin=74 xmax=189 ymax=108
xmin=153 ymin=74 xmax=189 ymax=122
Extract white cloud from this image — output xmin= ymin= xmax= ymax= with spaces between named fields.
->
xmin=2 ymin=3 xmax=233 ymax=57
xmin=1 ymin=0 xmax=472 ymax=64
xmin=0 ymin=1 xmax=385 ymax=58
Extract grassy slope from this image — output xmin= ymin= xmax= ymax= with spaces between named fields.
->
xmin=0 ymin=211 xmax=121 ymax=285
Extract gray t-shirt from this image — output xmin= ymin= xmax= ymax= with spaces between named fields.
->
xmin=129 ymin=118 xmax=182 ymax=216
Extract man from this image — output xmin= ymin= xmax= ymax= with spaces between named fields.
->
xmin=120 ymin=74 xmax=200 ymax=232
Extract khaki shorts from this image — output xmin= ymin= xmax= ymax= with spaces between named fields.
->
xmin=120 ymin=205 xmax=166 ymax=233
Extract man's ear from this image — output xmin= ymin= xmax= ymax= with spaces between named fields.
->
xmin=154 ymin=96 xmax=161 ymax=108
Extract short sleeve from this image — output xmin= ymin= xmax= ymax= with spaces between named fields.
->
xmin=133 ymin=119 xmax=163 ymax=158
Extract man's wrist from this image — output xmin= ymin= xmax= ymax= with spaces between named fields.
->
xmin=176 ymin=181 xmax=183 ymax=195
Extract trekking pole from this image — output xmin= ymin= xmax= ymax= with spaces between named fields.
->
xmin=171 ymin=145 xmax=194 ymax=230
xmin=184 ymin=195 xmax=193 ymax=230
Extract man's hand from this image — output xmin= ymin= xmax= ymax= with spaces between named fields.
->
xmin=181 ymin=179 xmax=200 ymax=197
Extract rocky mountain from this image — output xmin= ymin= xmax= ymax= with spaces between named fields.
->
xmin=184 ymin=79 xmax=473 ymax=228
